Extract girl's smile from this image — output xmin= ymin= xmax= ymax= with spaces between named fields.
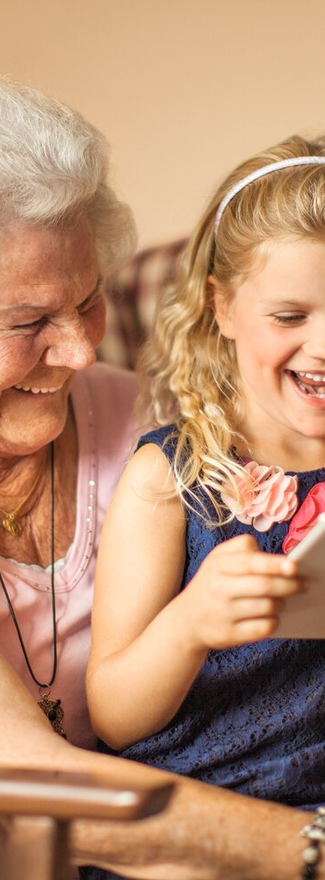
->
xmin=286 ymin=369 xmax=325 ymax=405
xmin=213 ymin=239 xmax=325 ymax=469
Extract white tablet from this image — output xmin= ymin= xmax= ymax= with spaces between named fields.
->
xmin=275 ymin=513 xmax=325 ymax=639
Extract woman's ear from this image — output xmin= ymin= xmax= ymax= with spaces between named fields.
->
xmin=207 ymin=275 xmax=236 ymax=339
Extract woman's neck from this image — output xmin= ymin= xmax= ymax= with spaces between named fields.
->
xmin=0 ymin=447 xmax=49 ymax=504
xmin=0 ymin=407 xmax=78 ymax=566
xmin=0 ymin=402 xmax=76 ymax=499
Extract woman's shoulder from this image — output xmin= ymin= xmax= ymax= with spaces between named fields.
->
xmin=82 ymin=361 xmax=138 ymax=400
xmin=73 ymin=362 xmax=138 ymax=427
xmin=71 ymin=362 xmax=140 ymax=461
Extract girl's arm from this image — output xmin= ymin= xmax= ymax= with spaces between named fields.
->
xmin=87 ymin=443 xmax=303 ymax=750
xmin=87 ymin=442 xmax=208 ymax=749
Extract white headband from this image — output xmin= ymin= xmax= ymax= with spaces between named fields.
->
xmin=214 ymin=156 xmax=325 ymax=241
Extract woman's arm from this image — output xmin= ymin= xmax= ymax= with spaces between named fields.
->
xmin=0 ymin=650 xmax=319 ymax=880
xmin=73 ymin=779 xmax=314 ymax=880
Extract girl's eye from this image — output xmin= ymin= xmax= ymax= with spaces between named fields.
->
xmin=272 ymin=314 xmax=306 ymax=326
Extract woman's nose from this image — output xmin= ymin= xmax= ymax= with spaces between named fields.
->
xmin=40 ymin=315 xmax=97 ymax=370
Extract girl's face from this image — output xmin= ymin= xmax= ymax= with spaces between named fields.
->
xmin=214 ymin=239 xmax=325 ymax=466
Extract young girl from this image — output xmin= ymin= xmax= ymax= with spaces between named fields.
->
xmin=86 ymin=136 xmax=325 ymax=859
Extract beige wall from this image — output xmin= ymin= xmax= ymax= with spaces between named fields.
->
xmin=1 ymin=0 xmax=325 ymax=248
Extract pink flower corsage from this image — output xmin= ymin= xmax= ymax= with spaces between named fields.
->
xmin=282 ymin=481 xmax=325 ymax=553
xmin=221 ymin=461 xmax=298 ymax=533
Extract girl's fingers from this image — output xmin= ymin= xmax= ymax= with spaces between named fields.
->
xmin=215 ymin=534 xmax=259 ymax=555
xmin=214 ymin=549 xmax=297 ymax=578
xmin=231 ymin=596 xmax=285 ymax=621
xmin=224 ymin=574 xmax=305 ymax=598
xmin=231 ymin=617 xmax=280 ymax=643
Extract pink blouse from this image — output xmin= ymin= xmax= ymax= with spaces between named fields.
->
xmin=0 ymin=362 xmax=139 ymax=749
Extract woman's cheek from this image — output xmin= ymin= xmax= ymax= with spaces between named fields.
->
xmin=0 ymin=336 xmax=42 ymax=391
xmin=85 ymin=298 xmax=107 ymax=349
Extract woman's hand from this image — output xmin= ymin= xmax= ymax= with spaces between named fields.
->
xmin=181 ymin=533 xmax=306 ymax=650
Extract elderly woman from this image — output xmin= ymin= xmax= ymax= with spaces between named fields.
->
xmin=0 ymin=79 xmax=138 ymax=748
xmin=0 ymin=80 xmax=323 ymax=880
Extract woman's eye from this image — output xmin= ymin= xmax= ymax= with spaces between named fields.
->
xmin=14 ymin=317 xmax=47 ymax=331
xmin=78 ymin=294 xmax=101 ymax=315
xmin=272 ymin=314 xmax=305 ymax=325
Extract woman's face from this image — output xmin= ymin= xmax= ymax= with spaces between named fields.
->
xmin=0 ymin=214 xmax=106 ymax=456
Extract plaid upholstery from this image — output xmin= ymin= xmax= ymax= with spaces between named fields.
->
xmin=99 ymin=239 xmax=186 ymax=369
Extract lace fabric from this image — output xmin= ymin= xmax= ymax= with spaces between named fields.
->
xmin=83 ymin=426 xmax=325 ymax=880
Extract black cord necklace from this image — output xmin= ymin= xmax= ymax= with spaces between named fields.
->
xmin=0 ymin=441 xmax=66 ymax=737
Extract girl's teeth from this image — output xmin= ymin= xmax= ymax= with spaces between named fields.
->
xmin=294 ymin=374 xmax=325 ymax=397
xmin=297 ymin=371 xmax=325 ymax=382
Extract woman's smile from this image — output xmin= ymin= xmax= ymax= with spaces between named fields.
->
xmin=12 ymin=378 xmax=68 ymax=395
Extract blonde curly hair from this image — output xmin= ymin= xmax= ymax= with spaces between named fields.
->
xmin=138 ymin=134 xmax=325 ymax=525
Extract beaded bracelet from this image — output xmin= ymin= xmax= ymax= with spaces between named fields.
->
xmin=300 ymin=807 xmax=325 ymax=878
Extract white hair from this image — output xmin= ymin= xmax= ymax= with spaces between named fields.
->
xmin=0 ymin=78 xmax=136 ymax=275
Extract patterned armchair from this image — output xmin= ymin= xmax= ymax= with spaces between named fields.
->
xmin=99 ymin=239 xmax=186 ymax=369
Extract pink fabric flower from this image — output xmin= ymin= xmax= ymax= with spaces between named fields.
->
xmin=282 ymin=481 xmax=325 ymax=553
xmin=221 ymin=461 xmax=298 ymax=532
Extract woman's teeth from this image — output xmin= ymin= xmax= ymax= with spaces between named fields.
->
xmin=293 ymin=371 xmax=325 ymax=397
xmin=13 ymin=385 xmax=62 ymax=394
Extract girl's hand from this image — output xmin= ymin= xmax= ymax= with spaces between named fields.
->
xmin=181 ymin=533 xmax=306 ymax=650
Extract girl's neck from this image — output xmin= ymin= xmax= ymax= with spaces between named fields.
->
xmin=237 ymin=434 xmax=325 ymax=473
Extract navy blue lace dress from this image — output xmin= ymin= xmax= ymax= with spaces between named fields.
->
xmin=80 ymin=427 xmax=325 ymax=880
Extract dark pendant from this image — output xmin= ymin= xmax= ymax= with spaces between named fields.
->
xmin=2 ymin=514 xmax=21 ymax=536
xmin=38 ymin=696 xmax=67 ymax=738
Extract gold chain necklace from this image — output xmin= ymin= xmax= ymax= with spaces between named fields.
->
xmin=0 ymin=455 xmax=47 ymax=536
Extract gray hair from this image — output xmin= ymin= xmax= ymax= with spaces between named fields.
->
xmin=0 ymin=79 xmax=136 ymax=275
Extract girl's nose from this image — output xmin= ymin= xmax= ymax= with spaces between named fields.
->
xmin=40 ymin=315 xmax=97 ymax=370
xmin=302 ymin=324 xmax=325 ymax=360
